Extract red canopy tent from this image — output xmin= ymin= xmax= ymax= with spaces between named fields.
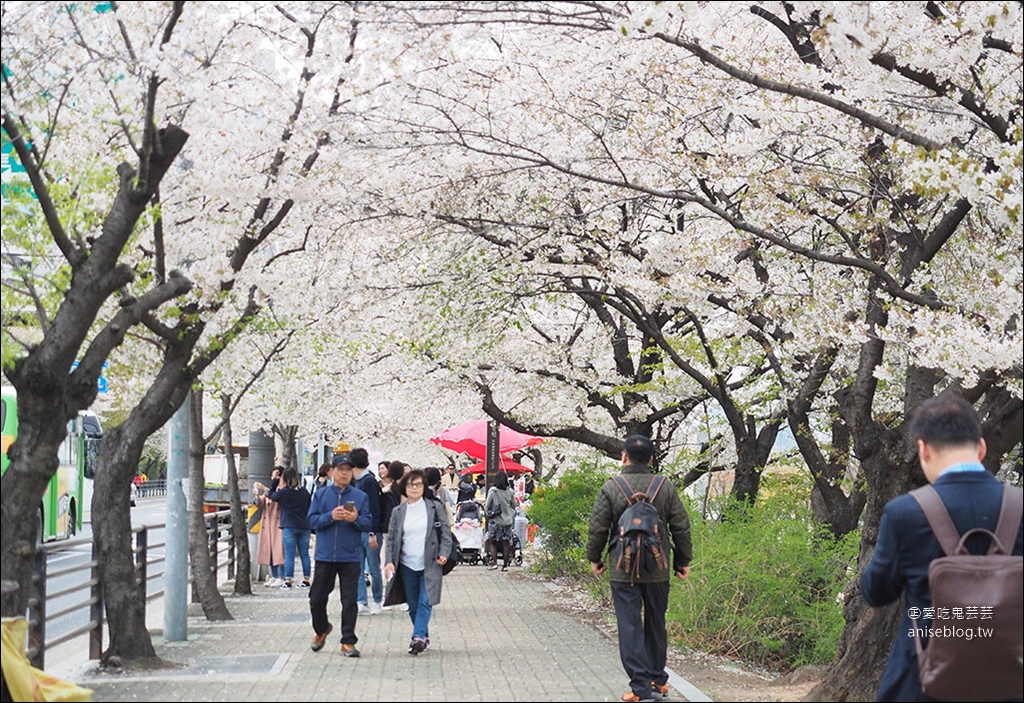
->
xmin=460 ymin=456 xmax=535 ymax=476
xmin=430 ymin=419 xmax=544 ymax=459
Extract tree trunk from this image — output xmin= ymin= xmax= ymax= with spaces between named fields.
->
xmin=92 ymin=424 xmax=158 ymax=662
xmin=222 ymin=395 xmax=253 ymax=596
xmin=805 ymin=421 xmax=918 ymax=700
xmin=187 ymin=390 xmax=232 ymax=619
xmin=273 ymin=424 xmax=298 ymax=469
xmin=92 ymin=346 xmax=196 ymax=661
xmin=728 ymin=420 xmax=780 ymax=505
xmin=809 ymin=484 xmax=865 ymax=540
xmin=806 ymin=360 xmax=937 ymax=699
xmin=0 ymin=388 xmax=66 ymax=616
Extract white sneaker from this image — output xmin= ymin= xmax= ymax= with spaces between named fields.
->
xmin=370 ymin=601 xmax=382 ymax=615
xmin=269 ymin=577 xmax=284 ymax=587
xmin=357 ymin=603 xmax=370 ymax=614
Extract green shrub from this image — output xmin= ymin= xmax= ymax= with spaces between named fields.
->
xmin=672 ymin=473 xmax=857 ymax=670
xmin=526 ymin=458 xmax=610 ymax=581
xmin=528 ymin=464 xmax=854 ymax=672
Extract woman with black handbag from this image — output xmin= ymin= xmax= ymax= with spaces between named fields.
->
xmin=484 ymin=471 xmax=517 ymax=571
xmin=383 ymin=468 xmax=452 ymax=655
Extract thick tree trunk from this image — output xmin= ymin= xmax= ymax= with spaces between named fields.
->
xmin=222 ymin=395 xmax=253 ymax=596
xmin=273 ymin=424 xmax=298 ymax=469
xmin=809 ymin=484 xmax=865 ymax=539
xmin=805 ymin=427 xmax=918 ymax=701
xmin=93 ymin=424 xmax=157 ymax=662
xmin=187 ymin=391 xmax=232 ymax=619
xmin=93 ymin=349 xmax=195 ymax=662
xmin=0 ymin=390 xmax=65 ymax=616
xmin=728 ymin=420 xmax=780 ymax=505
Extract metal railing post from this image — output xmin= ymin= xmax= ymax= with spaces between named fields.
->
xmin=136 ymin=527 xmax=149 ymax=600
xmin=89 ymin=540 xmax=103 ymax=661
xmin=207 ymin=513 xmax=218 ymax=581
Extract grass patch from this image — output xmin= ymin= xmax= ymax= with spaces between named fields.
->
xmin=529 ymin=465 xmax=855 ymax=671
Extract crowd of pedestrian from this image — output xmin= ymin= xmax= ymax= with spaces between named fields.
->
xmin=251 ymin=448 xmax=520 ymax=660
xmin=244 ymin=393 xmax=1019 ymax=702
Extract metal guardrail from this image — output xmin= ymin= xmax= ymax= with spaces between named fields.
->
xmin=136 ymin=479 xmax=168 ymax=498
xmin=25 ymin=509 xmax=234 ymax=670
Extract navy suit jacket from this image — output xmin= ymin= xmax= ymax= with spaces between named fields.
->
xmin=860 ymin=469 xmax=1024 ymax=702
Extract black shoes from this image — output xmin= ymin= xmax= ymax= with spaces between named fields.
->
xmin=409 ymin=637 xmax=426 ymax=655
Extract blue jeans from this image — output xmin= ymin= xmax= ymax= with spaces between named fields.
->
xmin=271 ymin=564 xmax=284 ymax=579
xmin=398 ymin=564 xmax=432 ymax=640
xmin=282 ymin=527 xmax=311 ymax=581
xmin=357 ymin=532 xmax=383 ymax=605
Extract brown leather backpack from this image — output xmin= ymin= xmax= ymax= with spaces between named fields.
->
xmin=909 ymin=484 xmax=1023 ymax=702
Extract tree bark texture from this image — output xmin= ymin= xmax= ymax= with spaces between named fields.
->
xmin=222 ymin=395 xmax=253 ymax=596
xmin=187 ymin=390 xmax=232 ymax=620
xmin=92 ymin=424 xmax=158 ymax=662
xmin=92 ymin=347 xmax=195 ymax=662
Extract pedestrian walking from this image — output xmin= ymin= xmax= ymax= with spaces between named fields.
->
xmin=351 ymin=447 xmax=384 ymax=615
xmin=306 ymin=453 xmax=371 ymax=657
xmin=383 ymin=467 xmax=452 ymax=655
xmin=586 ymin=435 xmax=692 ymax=703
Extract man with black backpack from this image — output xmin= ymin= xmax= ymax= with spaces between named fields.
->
xmin=861 ymin=394 xmax=1023 ymax=702
xmin=587 ymin=435 xmax=692 ymax=703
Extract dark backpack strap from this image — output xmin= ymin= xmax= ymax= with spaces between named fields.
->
xmin=612 ymin=475 xmax=637 ymax=504
xmin=909 ymin=485 xmax=961 ymax=557
xmin=991 ymin=485 xmax=1024 ymax=555
xmin=645 ymin=475 xmax=666 ymax=503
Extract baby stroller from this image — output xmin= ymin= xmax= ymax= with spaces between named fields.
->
xmin=482 ymin=510 xmax=524 ymax=567
xmin=453 ymin=500 xmax=485 ymax=565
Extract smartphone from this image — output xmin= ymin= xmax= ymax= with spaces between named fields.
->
xmin=345 ymin=500 xmax=355 ymax=511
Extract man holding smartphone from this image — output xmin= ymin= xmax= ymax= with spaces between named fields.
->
xmin=306 ymin=453 xmax=372 ymax=657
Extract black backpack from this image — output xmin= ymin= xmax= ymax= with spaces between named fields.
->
xmin=609 ymin=475 xmax=670 ymax=584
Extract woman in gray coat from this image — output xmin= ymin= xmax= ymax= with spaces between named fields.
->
xmin=383 ymin=468 xmax=452 ymax=655
xmin=484 ymin=471 xmax=517 ymax=571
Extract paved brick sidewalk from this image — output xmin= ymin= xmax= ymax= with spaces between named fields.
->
xmin=68 ymin=567 xmax=708 ymax=702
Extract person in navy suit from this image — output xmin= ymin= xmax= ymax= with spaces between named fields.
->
xmin=861 ymin=394 xmax=1024 ymax=701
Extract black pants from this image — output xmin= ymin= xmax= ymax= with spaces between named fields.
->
xmin=610 ymin=579 xmax=670 ymax=696
xmin=309 ymin=560 xmax=361 ymax=645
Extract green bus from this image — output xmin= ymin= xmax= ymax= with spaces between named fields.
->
xmin=1 ymin=387 xmax=102 ymax=542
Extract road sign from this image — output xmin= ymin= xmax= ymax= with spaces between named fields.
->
xmin=70 ymin=361 xmax=109 ymax=394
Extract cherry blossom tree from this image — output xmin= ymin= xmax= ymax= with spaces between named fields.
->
xmin=4 ymin=2 xmax=1019 ymax=690
xmin=351 ymin=4 xmax=1020 ymax=698
xmin=2 ymin=0 xmax=383 ymax=661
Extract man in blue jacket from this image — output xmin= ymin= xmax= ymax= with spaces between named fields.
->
xmin=307 ymin=453 xmax=371 ymax=657
xmin=861 ymin=394 xmax=1024 ymax=701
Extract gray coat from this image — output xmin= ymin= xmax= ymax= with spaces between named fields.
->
xmin=384 ymin=497 xmax=452 ymax=606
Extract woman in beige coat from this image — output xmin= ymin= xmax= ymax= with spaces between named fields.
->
xmin=253 ymin=466 xmax=286 ymax=586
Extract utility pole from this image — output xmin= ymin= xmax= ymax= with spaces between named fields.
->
xmin=164 ymin=392 xmax=189 ymax=641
